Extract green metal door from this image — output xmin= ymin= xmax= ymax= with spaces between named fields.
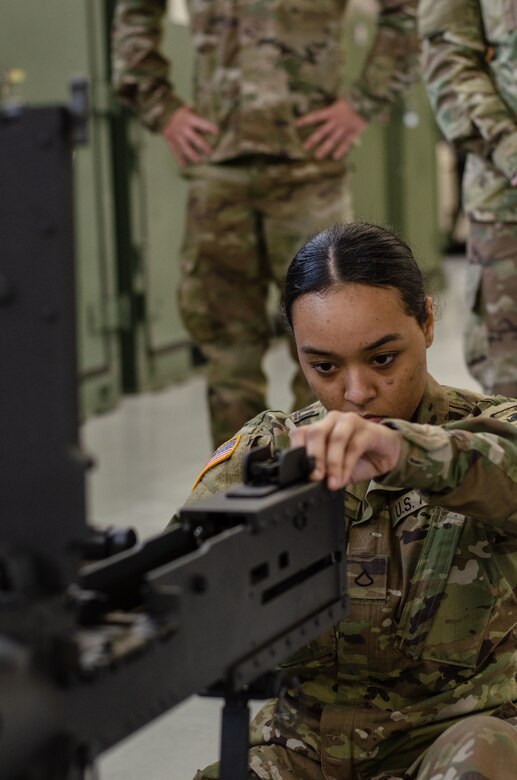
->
xmin=113 ymin=7 xmax=194 ymax=392
xmin=0 ymin=0 xmax=121 ymax=416
xmin=345 ymin=1 xmax=444 ymax=290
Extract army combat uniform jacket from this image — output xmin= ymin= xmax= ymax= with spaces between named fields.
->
xmin=419 ymin=0 xmax=517 ymax=222
xmin=188 ymin=376 xmax=517 ymax=778
xmin=112 ymin=0 xmax=419 ymax=162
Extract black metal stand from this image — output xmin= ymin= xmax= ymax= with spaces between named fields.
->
xmin=219 ymin=693 xmax=251 ymax=780
xmin=208 ymin=670 xmax=290 ymax=780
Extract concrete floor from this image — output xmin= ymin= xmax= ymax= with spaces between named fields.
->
xmin=81 ymin=256 xmax=479 ymax=780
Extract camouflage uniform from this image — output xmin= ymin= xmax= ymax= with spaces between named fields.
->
xmin=185 ymin=375 xmax=517 ymax=779
xmin=112 ymin=0 xmax=419 ymax=447
xmin=419 ymin=1 xmax=517 ymax=398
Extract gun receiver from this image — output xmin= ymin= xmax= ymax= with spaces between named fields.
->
xmin=1 ymin=446 xmax=346 ymax=779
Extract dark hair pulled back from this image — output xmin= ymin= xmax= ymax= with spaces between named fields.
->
xmin=282 ymin=222 xmax=428 ymax=331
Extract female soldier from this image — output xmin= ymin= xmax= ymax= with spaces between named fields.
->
xmin=190 ymin=222 xmax=517 ymax=780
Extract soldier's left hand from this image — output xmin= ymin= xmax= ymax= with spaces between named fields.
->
xmin=295 ymin=98 xmax=367 ymax=160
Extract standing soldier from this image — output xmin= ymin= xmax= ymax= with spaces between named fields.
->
xmin=112 ymin=0 xmax=419 ymax=448
xmin=419 ymin=0 xmax=517 ymax=398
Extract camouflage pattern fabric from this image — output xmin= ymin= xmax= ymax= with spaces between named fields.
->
xmin=464 ymin=219 xmax=517 ymax=398
xmin=411 ymin=713 xmax=517 ymax=780
xmin=179 ymin=157 xmax=349 ymax=447
xmin=419 ymin=0 xmax=517 ymax=223
xmin=194 ymin=712 xmax=517 ymax=779
xmin=112 ymin=0 xmax=420 ymax=160
xmin=418 ymin=1 xmax=517 ymax=397
xmin=183 ymin=375 xmax=517 ymax=779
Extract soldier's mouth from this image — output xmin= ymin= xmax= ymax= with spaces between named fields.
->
xmin=361 ymin=414 xmax=385 ymax=423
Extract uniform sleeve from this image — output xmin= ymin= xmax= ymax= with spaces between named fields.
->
xmin=378 ymin=404 xmax=517 ymax=528
xmin=418 ymin=0 xmax=517 ymax=183
xmin=111 ymin=0 xmax=184 ymax=132
xmin=166 ymin=411 xmax=294 ymax=528
xmin=345 ymin=0 xmax=420 ymax=123
xmin=165 ymin=431 xmax=266 ymax=527
xmin=167 ymin=406 xmax=324 ymax=527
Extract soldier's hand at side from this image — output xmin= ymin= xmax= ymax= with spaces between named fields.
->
xmin=162 ymin=106 xmax=218 ymax=166
xmin=512 ymin=174 xmax=517 ymax=186
xmin=295 ymin=98 xmax=367 ymax=160
xmin=290 ymin=412 xmax=402 ymax=490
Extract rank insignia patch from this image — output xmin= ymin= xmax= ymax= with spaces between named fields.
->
xmin=192 ymin=435 xmax=241 ymax=489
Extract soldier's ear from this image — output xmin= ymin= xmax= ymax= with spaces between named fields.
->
xmin=423 ymin=296 xmax=435 ymax=347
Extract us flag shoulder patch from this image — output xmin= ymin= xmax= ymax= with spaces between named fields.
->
xmin=192 ymin=435 xmax=241 ymax=489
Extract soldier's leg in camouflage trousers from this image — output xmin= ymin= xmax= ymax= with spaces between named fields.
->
xmin=193 ymin=763 xmax=256 ymax=779
xmin=465 ymin=219 xmax=517 ymax=397
xmin=193 ymin=698 xmax=326 ymax=780
xmin=414 ymin=714 xmax=517 ymax=780
xmin=259 ymin=159 xmax=351 ymax=411
xmin=193 ymin=744 xmax=325 ymax=780
xmin=179 ymin=164 xmax=272 ymax=448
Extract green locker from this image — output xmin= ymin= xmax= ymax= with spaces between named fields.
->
xmin=113 ymin=11 xmax=193 ymax=392
xmin=344 ymin=1 xmax=445 ymax=290
xmin=384 ymin=86 xmax=445 ymax=291
xmin=0 ymin=0 xmax=121 ymax=416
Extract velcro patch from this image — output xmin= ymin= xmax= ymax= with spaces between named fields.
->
xmin=192 ymin=435 xmax=241 ymax=489
xmin=347 ymin=553 xmax=388 ymax=602
xmin=391 ymin=490 xmax=428 ymax=524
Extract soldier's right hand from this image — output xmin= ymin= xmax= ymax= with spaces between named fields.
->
xmin=290 ymin=411 xmax=402 ymax=491
xmin=162 ymin=106 xmax=218 ymax=166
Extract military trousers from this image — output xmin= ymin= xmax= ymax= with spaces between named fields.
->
xmin=178 ymin=157 xmax=350 ymax=448
xmin=464 ymin=219 xmax=517 ymax=397
xmin=193 ymin=713 xmax=517 ymax=780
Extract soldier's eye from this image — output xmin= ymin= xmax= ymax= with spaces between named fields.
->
xmin=373 ymin=353 xmax=396 ymax=368
xmin=312 ymin=362 xmax=335 ymax=374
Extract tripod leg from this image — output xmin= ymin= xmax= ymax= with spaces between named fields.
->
xmin=219 ymin=695 xmax=250 ymax=780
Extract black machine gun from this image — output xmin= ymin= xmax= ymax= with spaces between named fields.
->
xmin=0 ymin=90 xmax=347 ymax=779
